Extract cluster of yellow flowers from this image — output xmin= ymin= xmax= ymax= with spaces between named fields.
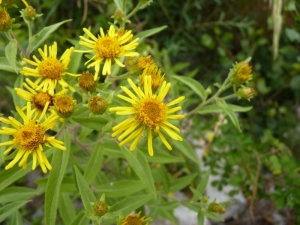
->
xmin=0 ymin=17 xmax=185 ymax=171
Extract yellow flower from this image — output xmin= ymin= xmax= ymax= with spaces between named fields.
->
xmin=20 ymin=42 xmax=78 ymax=95
xmin=120 ymin=211 xmax=151 ymax=225
xmin=231 ymin=61 xmax=253 ymax=85
xmin=77 ymin=25 xmax=139 ymax=80
xmin=78 ymin=71 xmax=97 ymax=92
xmin=109 ymin=76 xmax=185 ymax=156
xmin=14 ymin=78 xmax=68 ymax=119
xmin=0 ymin=102 xmax=66 ymax=173
xmin=139 ymin=65 xmax=165 ymax=92
xmin=54 ymin=95 xmax=76 ymax=118
xmin=134 ymin=56 xmax=156 ymax=72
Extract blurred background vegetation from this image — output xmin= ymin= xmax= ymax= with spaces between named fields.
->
xmin=0 ymin=0 xmax=300 ymax=224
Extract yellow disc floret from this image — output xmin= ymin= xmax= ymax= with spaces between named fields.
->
xmin=95 ymin=37 xmax=121 ymax=59
xmin=136 ymin=98 xmax=167 ymax=131
xmin=14 ymin=121 xmax=44 ymax=151
xmin=38 ymin=58 xmax=64 ymax=79
xmin=54 ymin=95 xmax=75 ymax=118
xmin=33 ymin=92 xmax=53 ymax=111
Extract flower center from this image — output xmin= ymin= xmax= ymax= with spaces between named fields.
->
xmin=54 ymin=96 xmax=74 ymax=115
xmin=33 ymin=92 xmax=53 ymax=111
xmin=38 ymin=58 xmax=64 ymax=79
xmin=123 ymin=217 xmax=143 ymax=225
xmin=78 ymin=72 xmax=96 ymax=90
xmin=136 ymin=98 xmax=167 ymax=130
xmin=95 ymin=36 xmax=121 ymax=59
xmin=14 ymin=121 xmax=44 ymax=151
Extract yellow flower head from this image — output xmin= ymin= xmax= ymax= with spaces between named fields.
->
xmin=134 ymin=56 xmax=155 ymax=72
xmin=77 ymin=25 xmax=139 ymax=80
xmin=0 ymin=8 xmax=12 ymax=32
xmin=54 ymin=95 xmax=76 ymax=118
xmin=231 ymin=61 xmax=253 ymax=85
xmin=109 ymin=76 xmax=185 ymax=156
xmin=120 ymin=212 xmax=151 ymax=225
xmin=14 ymin=78 xmax=68 ymax=119
xmin=20 ymin=42 xmax=77 ymax=95
xmin=139 ymin=65 xmax=165 ymax=92
xmin=78 ymin=71 xmax=97 ymax=92
xmin=0 ymin=102 xmax=66 ymax=173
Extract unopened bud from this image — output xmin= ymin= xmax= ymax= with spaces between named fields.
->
xmin=88 ymin=96 xmax=107 ymax=115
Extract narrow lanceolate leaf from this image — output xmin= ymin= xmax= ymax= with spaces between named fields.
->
xmin=197 ymin=211 xmax=205 ymax=225
xmin=45 ymin=133 xmax=71 ymax=225
xmin=173 ymin=75 xmax=206 ymax=100
xmin=172 ymin=139 xmax=199 ymax=164
xmin=95 ymin=180 xmax=146 ymax=198
xmin=29 ymin=19 xmax=72 ymax=54
xmin=192 ymin=169 xmax=211 ymax=201
xmin=135 ymin=26 xmax=168 ymax=42
xmin=84 ymin=142 xmax=104 ymax=184
xmin=216 ymin=99 xmax=242 ymax=132
xmin=72 ymin=116 xmax=108 ymax=131
xmin=0 ymin=201 xmax=29 ymax=222
xmin=169 ymin=173 xmax=198 ymax=192
xmin=70 ymin=210 xmax=90 ymax=225
xmin=109 ymin=194 xmax=152 ymax=215
xmin=5 ymin=39 xmax=18 ymax=74
xmin=0 ymin=57 xmax=15 ymax=73
xmin=8 ymin=210 xmax=23 ymax=225
xmin=58 ymin=193 xmax=77 ymax=225
xmin=122 ymin=147 xmax=156 ymax=199
xmin=74 ymin=166 xmax=97 ymax=216
xmin=0 ymin=186 xmax=40 ymax=204
xmin=198 ymin=104 xmax=252 ymax=114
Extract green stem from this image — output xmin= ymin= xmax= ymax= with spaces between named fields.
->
xmin=26 ymin=20 xmax=33 ymax=56
xmin=126 ymin=1 xmax=142 ymax=19
xmin=5 ymin=31 xmax=27 ymax=58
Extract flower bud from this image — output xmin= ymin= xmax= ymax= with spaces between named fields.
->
xmin=237 ymin=86 xmax=255 ymax=100
xmin=208 ymin=201 xmax=226 ymax=214
xmin=231 ymin=61 xmax=253 ymax=86
xmin=78 ymin=71 xmax=97 ymax=92
xmin=88 ymin=96 xmax=107 ymax=115
xmin=93 ymin=201 xmax=108 ymax=217
xmin=0 ymin=8 xmax=12 ymax=32
xmin=54 ymin=95 xmax=76 ymax=118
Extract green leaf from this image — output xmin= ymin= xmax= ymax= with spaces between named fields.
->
xmin=202 ymin=211 xmax=223 ymax=221
xmin=84 ymin=142 xmax=104 ymax=183
xmin=70 ymin=210 xmax=90 ymax=225
xmin=145 ymin=151 xmax=185 ymax=164
xmin=74 ymin=166 xmax=97 ymax=216
xmin=113 ymin=0 xmax=123 ymax=10
xmin=5 ymin=40 xmax=18 ymax=74
xmin=68 ymin=39 xmax=84 ymax=74
xmin=198 ymin=104 xmax=252 ymax=114
xmin=169 ymin=173 xmax=198 ymax=192
xmin=110 ymin=194 xmax=152 ymax=215
xmin=45 ymin=133 xmax=71 ymax=225
xmin=197 ymin=211 xmax=205 ymax=225
xmin=135 ymin=26 xmax=167 ymax=42
xmin=196 ymin=170 xmax=211 ymax=196
xmin=72 ymin=115 xmax=109 ymax=131
xmin=181 ymin=201 xmax=201 ymax=212
xmin=0 ymin=201 xmax=29 ymax=222
xmin=58 ymin=193 xmax=77 ymax=225
xmin=29 ymin=19 xmax=72 ymax=54
xmin=173 ymin=75 xmax=206 ymax=100
xmin=0 ymin=149 xmax=52 ymax=191
xmin=8 ymin=210 xmax=23 ymax=225
xmin=216 ymin=99 xmax=242 ymax=132
xmin=95 ymin=180 xmax=146 ymax=198
xmin=149 ymin=201 xmax=180 ymax=210
xmin=0 ymin=57 xmax=15 ymax=73
xmin=103 ymin=140 xmax=123 ymax=158
xmin=122 ymin=147 xmax=156 ymax=198
xmin=172 ymin=139 xmax=199 ymax=164
xmin=0 ymin=187 xmax=40 ymax=204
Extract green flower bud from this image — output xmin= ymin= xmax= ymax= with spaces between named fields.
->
xmin=88 ymin=96 xmax=107 ymax=115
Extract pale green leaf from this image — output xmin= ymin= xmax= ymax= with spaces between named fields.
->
xmin=0 ymin=201 xmax=29 ymax=222
xmin=196 ymin=169 xmax=211 ymax=196
xmin=197 ymin=211 xmax=205 ymax=225
xmin=70 ymin=210 xmax=90 ymax=225
xmin=103 ymin=140 xmax=123 ymax=158
xmin=74 ymin=166 xmax=97 ymax=215
xmin=58 ymin=193 xmax=77 ymax=225
xmin=95 ymin=180 xmax=146 ymax=198
xmin=109 ymin=194 xmax=152 ymax=215
xmin=113 ymin=0 xmax=123 ymax=10
xmin=84 ymin=142 xmax=104 ymax=183
xmin=145 ymin=151 xmax=185 ymax=164
xmin=198 ymin=104 xmax=252 ymax=114
xmin=135 ymin=26 xmax=167 ymax=42
xmin=173 ymin=75 xmax=206 ymax=100
xmin=72 ymin=116 xmax=108 ymax=131
xmin=8 ymin=210 xmax=23 ymax=225
xmin=45 ymin=133 xmax=71 ymax=225
xmin=5 ymin=40 xmax=18 ymax=74
xmin=149 ymin=201 xmax=180 ymax=210
xmin=169 ymin=173 xmax=198 ymax=192
xmin=29 ymin=19 xmax=72 ymax=54
xmin=122 ymin=147 xmax=156 ymax=198
xmin=0 ymin=57 xmax=15 ymax=73
xmin=172 ymin=139 xmax=199 ymax=164
xmin=0 ymin=186 xmax=40 ymax=204
xmin=216 ymin=99 xmax=241 ymax=132
xmin=202 ymin=211 xmax=223 ymax=221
